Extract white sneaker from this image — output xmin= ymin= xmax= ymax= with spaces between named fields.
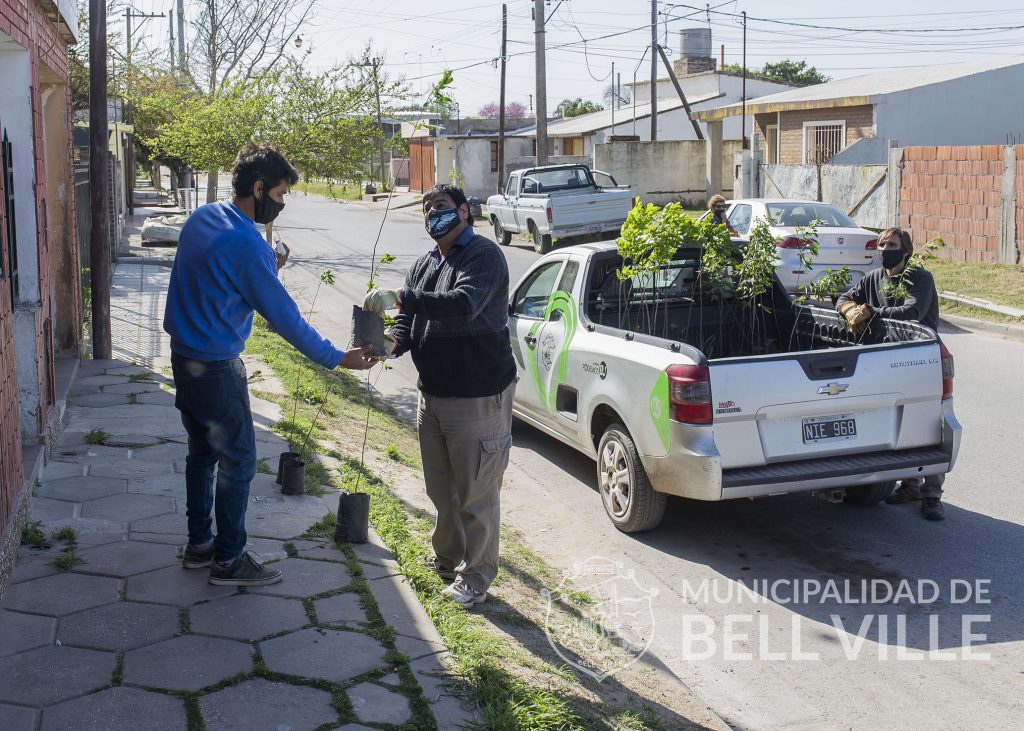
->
xmin=443 ymin=577 xmax=486 ymax=607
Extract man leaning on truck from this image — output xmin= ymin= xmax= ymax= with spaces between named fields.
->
xmin=836 ymin=227 xmax=945 ymax=521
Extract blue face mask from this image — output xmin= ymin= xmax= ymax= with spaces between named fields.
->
xmin=425 ymin=207 xmax=462 ymax=240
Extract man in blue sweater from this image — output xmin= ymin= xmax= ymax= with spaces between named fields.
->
xmin=164 ymin=143 xmax=376 ymax=586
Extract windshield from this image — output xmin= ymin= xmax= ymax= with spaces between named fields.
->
xmin=522 ymin=168 xmax=594 ymax=194
xmin=765 ymin=202 xmax=856 ymax=228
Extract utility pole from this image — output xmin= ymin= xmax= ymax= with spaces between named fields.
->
xmin=372 ymin=59 xmax=388 ymax=191
xmin=533 ymin=0 xmax=548 ymax=165
xmin=177 ymin=0 xmax=186 ymax=68
xmin=650 ymin=0 xmax=658 ymax=141
xmin=89 ymin=0 xmax=111 ymax=359
xmin=497 ymin=4 xmax=507 ymax=193
xmin=741 ymin=10 xmax=747 ymax=149
xmin=610 ymin=61 xmax=615 ymax=133
xmin=169 ymin=11 xmax=175 ymax=71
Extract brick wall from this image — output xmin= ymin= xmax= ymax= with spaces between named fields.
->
xmin=897 ymin=145 xmax=1016 ymax=263
xmin=753 ymin=105 xmax=875 ymax=165
xmin=1017 ymin=148 xmax=1024 ymax=263
xmin=0 ymin=198 xmax=23 ymax=537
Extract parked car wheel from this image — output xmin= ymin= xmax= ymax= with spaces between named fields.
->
xmin=531 ymin=225 xmax=553 ymax=255
xmin=597 ymin=423 xmax=666 ymax=532
xmin=492 ymin=218 xmax=512 ymax=246
xmin=844 ymin=480 xmax=896 ymax=505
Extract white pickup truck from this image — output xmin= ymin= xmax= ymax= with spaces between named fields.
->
xmin=486 ymin=164 xmax=634 ymax=254
xmin=508 ymin=241 xmax=961 ymax=532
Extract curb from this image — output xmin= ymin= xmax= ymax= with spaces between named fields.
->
xmin=939 ymin=313 xmax=1024 ymax=343
xmin=118 ymin=256 xmax=175 ymax=266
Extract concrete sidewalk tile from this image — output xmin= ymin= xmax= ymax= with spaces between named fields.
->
xmin=53 ymin=445 xmax=136 ymax=463
xmin=72 ymin=393 xmax=131 ymax=407
xmin=408 ymin=652 xmax=480 ymax=727
xmin=369 ymin=572 xmax=446 ymax=649
xmin=248 ymin=558 xmax=351 ymax=599
xmin=349 ymin=527 xmax=397 ymax=566
xmin=90 ymin=460 xmax=177 ymax=478
xmin=260 ymin=628 xmax=387 ymax=683
xmin=359 ymin=562 xmax=400 ymax=581
xmin=127 ymin=474 xmax=182 ymax=496
xmin=247 ymin=473 xmax=282 ymax=497
xmin=75 ymin=540 xmax=179 ymax=578
xmin=122 ymin=442 xmax=188 ymax=462
xmin=81 ymin=494 xmax=174 ymax=522
xmin=296 ymin=542 xmax=347 ymax=562
xmin=40 ymin=461 xmax=88 ymax=480
xmin=0 ymin=703 xmax=38 ymax=731
xmin=104 ymin=364 xmax=154 ymax=377
xmin=30 ymin=497 xmax=77 ymax=521
xmin=75 ymin=375 xmax=129 ymax=387
xmin=104 ymin=434 xmax=165 ymax=448
xmin=394 ymin=633 xmax=449 ymax=662
xmin=125 ymin=565 xmax=235 ymax=606
xmin=10 ymin=552 xmax=62 ymax=583
xmin=190 ymin=594 xmax=309 ymax=641
xmin=245 ymin=537 xmax=288 ymax=562
xmin=0 ymin=610 xmax=56 ymax=656
xmin=199 ymin=678 xmax=337 ymax=731
xmin=38 ymin=476 xmax=126 ymax=502
xmin=134 ymin=390 xmax=176 ymax=406
xmin=40 ymin=687 xmax=188 ymax=731
xmin=43 ymin=517 xmax=129 ymax=536
xmin=2 ymin=573 xmax=121 ymax=616
xmin=123 ymin=635 xmax=253 ymax=691
xmin=0 ymin=645 xmax=116 ymax=706
xmin=347 ymin=682 xmax=412 ymax=726
xmin=57 ymin=602 xmax=180 ymax=651
xmin=103 ymin=381 xmax=163 ymax=394
xmin=313 ymin=592 xmax=366 ymax=625
xmin=130 ymin=531 xmax=186 ymax=546
xmin=130 ymin=513 xmax=184 ymax=535
xmin=245 ymin=512 xmax=325 ymax=541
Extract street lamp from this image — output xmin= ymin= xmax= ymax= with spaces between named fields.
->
xmin=293 ymin=35 xmax=303 ymax=49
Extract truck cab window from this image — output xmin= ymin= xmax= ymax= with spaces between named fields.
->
xmin=512 ymin=260 xmax=563 ymax=319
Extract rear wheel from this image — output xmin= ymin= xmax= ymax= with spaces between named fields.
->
xmin=531 ymin=225 xmax=553 ymax=255
xmin=844 ymin=480 xmax=896 ymax=505
xmin=492 ymin=218 xmax=512 ymax=246
xmin=597 ymin=423 xmax=666 ymax=533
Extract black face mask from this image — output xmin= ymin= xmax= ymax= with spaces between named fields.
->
xmin=881 ymin=249 xmax=905 ymax=270
xmin=254 ymin=184 xmax=285 ymax=225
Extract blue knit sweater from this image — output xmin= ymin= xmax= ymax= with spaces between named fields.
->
xmin=163 ymin=201 xmax=344 ymax=368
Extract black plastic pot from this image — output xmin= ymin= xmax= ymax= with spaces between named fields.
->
xmin=352 ymin=306 xmax=386 ymax=358
xmin=280 ymin=459 xmax=306 ymax=495
xmin=276 ymin=451 xmax=301 ymax=485
xmin=334 ymin=492 xmax=370 ymax=544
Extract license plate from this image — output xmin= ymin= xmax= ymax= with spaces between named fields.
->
xmin=802 ymin=414 xmax=857 ymax=443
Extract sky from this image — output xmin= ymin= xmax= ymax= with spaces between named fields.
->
xmin=124 ymin=0 xmax=1024 ymax=116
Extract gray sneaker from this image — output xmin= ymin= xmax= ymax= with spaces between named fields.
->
xmin=209 ymin=552 xmax=282 ymax=586
xmin=182 ymin=543 xmax=215 ymax=569
xmin=443 ymin=577 xmax=486 ymax=608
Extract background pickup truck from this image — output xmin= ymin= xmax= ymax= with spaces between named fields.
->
xmin=486 ymin=164 xmax=634 ymax=254
xmin=508 ymin=242 xmax=961 ymax=532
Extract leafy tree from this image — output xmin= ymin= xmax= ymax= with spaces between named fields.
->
xmin=554 ymin=97 xmax=603 ymax=118
xmin=722 ymin=59 xmax=829 ymax=87
xmin=478 ymin=102 xmax=527 ymax=119
xmin=603 ymin=83 xmax=630 ymax=108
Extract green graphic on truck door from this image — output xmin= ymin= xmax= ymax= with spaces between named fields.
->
xmin=649 ymin=371 xmax=671 ymax=452
xmin=526 ymin=290 xmax=577 ymax=411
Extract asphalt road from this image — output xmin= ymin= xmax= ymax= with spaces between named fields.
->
xmin=275 ymin=193 xmax=1023 ymax=731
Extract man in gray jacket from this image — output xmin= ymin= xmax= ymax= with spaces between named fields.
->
xmin=836 ymin=227 xmax=945 ymax=520
xmin=363 ymin=184 xmax=516 ymax=606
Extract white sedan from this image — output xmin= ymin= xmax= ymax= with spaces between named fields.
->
xmin=710 ymin=199 xmax=881 ymax=293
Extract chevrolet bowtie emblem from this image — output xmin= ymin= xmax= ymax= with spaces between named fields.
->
xmin=818 ymin=383 xmax=849 ymax=396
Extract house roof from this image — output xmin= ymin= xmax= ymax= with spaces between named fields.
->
xmin=694 ymin=56 xmax=1024 ymax=121
xmin=520 ymin=92 xmax=724 ymax=137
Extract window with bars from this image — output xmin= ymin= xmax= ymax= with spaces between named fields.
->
xmin=1 ymin=125 xmax=17 ymax=307
xmin=804 ymin=122 xmax=845 ymax=164
xmin=490 ymin=141 xmax=498 ymax=172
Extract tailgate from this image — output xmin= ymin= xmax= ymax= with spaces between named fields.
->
xmin=709 ymin=342 xmax=944 ymax=469
xmin=550 ymin=191 xmax=632 ymax=231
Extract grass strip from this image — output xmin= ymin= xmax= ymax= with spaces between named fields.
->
xmin=293 ymin=180 xmax=363 ymax=201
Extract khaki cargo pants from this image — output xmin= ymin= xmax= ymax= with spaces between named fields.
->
xmin=417 ymin=381 xmax=515 ymax=593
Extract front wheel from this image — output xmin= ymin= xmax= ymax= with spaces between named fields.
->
xmin=531 ymin=226 xmax=553 ymax=255
xmin=493 ymin=218 xmax=512 ymax=246
xmin=597 ymin=423 xmax=666 ymax=533
xmin=844 ymin=480 xmax=896 ymax=505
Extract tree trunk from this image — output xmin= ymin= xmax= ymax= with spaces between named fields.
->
xmin=206 ymin=170 xmax=219 ymax=203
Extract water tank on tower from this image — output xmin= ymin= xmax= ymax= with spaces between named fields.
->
xmin=675 ymin=28 xmax=716 ymax=76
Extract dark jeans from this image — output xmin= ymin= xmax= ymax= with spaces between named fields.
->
xmin=171 ymin=353 xmax=256 ymax=563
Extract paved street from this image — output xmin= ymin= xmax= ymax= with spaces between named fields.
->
xmin=276 ymin=193 xmax=1024 ymax=731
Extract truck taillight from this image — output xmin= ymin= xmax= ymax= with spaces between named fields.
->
xmin=777 ymin=236 xmax=808 ymax=249
xmin=546 ymin=206 xmax=553 ymax=224
xmin=865 ymin=238 xmax=878 ymax=250
xmin=667 ymin=364 xmax=712 ymax=424
xmin=939 ymin=343 xmax=954 ymax=400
